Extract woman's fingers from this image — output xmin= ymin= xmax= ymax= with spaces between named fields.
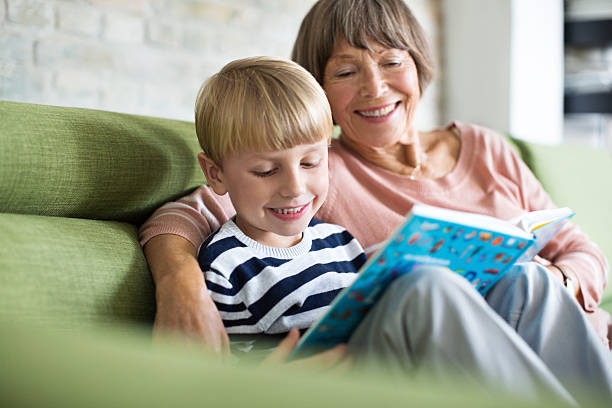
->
xmin=152 ymin=282 xmax=231 ymax=356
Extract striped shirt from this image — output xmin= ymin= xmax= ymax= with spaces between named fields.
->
xmin=198 ymin=218 xmax=366 ymax=334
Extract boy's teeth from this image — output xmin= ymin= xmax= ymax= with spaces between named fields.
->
xmin=272 ymin=205 xmax=305 ymax=214
xmin=359 ymin=104 xmax=395 ymax=117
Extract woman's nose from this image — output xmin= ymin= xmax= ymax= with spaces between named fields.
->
xmin=360 ymin=65 xmax=387 ymax=97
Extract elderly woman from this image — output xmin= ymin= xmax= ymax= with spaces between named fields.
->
xmin=140 ymin=0 xmax=611 ymax=403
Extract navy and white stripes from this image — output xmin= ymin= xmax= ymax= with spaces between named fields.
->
xmin=198 ymin=218 xmax=366 ymax=334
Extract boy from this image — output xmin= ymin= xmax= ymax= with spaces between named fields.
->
xmin=194 ymin=57 xmax=366 ymax=354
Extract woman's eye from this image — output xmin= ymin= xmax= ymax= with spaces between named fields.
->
xmin=384 ymin=61 xmax=401 ymax=67
xmin=336 ymin=70 xmax=354 ymax=78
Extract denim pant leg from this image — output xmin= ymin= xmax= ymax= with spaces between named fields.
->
xmin=485 ymin=262 xmax=612 ymax=402
xmin=347 ymin=266 xmax=574 ymax=405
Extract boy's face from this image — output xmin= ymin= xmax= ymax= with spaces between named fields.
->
xmin=199 ymin=139 xmax=329 ymax=248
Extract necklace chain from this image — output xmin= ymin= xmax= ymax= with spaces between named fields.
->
xmin=409 ymin=162 xmax=421 ymax=180
xmin=409 ymin=152 xmax=426 ymax=180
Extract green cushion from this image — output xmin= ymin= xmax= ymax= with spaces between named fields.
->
xmin=510 ymin=138 xmax=612 ymax=310
xmin=0 ymin=213 xmax=155 ymax=329
xmin=0 ymin=319 xmax=564 ymax=408
xmin=0 ymin=100 xmax=204 ymax=225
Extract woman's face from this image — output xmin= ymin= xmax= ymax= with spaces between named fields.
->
xmin=322 ymin=37 xmax=421 ymax=148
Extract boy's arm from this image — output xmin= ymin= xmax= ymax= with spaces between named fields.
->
xmin=144 ymin=234 xmax=230 ymax=354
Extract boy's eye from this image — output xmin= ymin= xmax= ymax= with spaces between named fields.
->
xmin=252 ymin=169 xmax=276 ymax=177
xmin=301 ymin=160 xmax=319 ymax=169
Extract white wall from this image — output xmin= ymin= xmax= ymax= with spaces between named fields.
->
xmin=407 ymin=0 xmax=443 ymax=131
xmin=442 ymin=0 xmax=563 ymax=144
xmin=0 ymin=0 xmax=443 ymax=128
xmin=509 ymin=0 xmax=563 ymax=145
xmin=0 ymin=0 xmax=320 ymax=121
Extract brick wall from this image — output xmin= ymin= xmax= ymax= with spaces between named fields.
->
xmin=0 ymin=0 xmax=441 ymax=127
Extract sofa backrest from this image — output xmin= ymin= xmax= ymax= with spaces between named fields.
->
xmin=2 ymin=100 xmax=610 ymax=325
xmin=509 ymin=137 xmax=612 ymax=271
xmin=0 ymin=100 xmax=204 ymax=225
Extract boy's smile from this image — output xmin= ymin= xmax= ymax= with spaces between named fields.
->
xmin=199 ymin=139 xmax=329 ymax=248
xmin=268 ymin=202 xmax=311 ymax=220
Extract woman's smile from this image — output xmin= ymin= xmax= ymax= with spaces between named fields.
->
xmin=355 ymin=101 xmax=401 ymax=120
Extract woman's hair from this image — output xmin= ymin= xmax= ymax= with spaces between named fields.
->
xmin=291 ymin=0 xmax=434 ymax=94
xmin=195 ymin=56 xmax=333 ymax=165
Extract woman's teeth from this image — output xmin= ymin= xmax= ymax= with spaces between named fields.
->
xmin=358 ymin=104 xmax=395 ymax=117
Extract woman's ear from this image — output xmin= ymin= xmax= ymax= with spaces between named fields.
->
xmin=198 ymin=152 xmax=227 ymax=195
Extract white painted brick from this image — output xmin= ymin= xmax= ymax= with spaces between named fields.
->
xmin=142 ymin=80 xmax=186 ymax=119
xmin=167 ymin=1 xmax=238 ymax=24
xmin=146 ymin=18 xmax=181 ymax=48
xmin=0 ymin=68 xmax=46 ymax=102
xmin=53 ymin=68 xmax=104 ymax=102
xmin=21 ymin=66 xmax=47 ymax=97
xmin=0 ymin=0 xmax=442 ymax=126
xmin=7 ymin=0 xmax=53 ymax=27
xmin=0 ymin=30 xmax=27 ymax=98
xmin=102 ymin=11 xmax=145 ymax=43
xmin=0 ymin=29 xmax=48 ymax=101
xmin=56 ymin=3 xmax=102 ymax=37
xmin=0 ymin=29 xmax=28 ymax=71
xmin=99 ymin=74 xmax=143 ymax=115
xmin=34 ymin=36 xmax=115 ymax=70
xmin=89 ymin=0 xmax=148 ymax=16
xmin=181 ymin=25 xmax=215 ymax=53
xmin=233 ymin=0 xmax=302 ymax=14
xmin=115 ymin=46 xmax=176 ymax=81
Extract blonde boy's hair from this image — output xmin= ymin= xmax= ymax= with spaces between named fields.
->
xmin=195 ymin=56 xmax=333 ymax=165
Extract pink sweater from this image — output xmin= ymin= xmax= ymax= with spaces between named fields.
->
xmin=140 ymin=122 xmax=610 ymax=343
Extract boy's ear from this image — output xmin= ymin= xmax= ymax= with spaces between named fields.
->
xmin=198 ymin=152 xmax=227 ymax=195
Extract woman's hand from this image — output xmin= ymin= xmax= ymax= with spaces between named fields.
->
xmin=144 ymin=234 xmax=230 ymax=355
xmin=546 ymin=263 xmax=583 ymax=306
xmin=262 ymin=328 xmax=353 ymax=372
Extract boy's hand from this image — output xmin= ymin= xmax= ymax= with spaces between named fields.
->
xmin=262 ymin=328 xmax=353 ymax=372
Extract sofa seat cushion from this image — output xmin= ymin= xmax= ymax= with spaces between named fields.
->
xmin=0 ymin=213 xmax=155 ymax=330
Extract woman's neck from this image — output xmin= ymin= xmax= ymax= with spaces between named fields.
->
xmin=339 ymin=133 xmax=425 ymax=178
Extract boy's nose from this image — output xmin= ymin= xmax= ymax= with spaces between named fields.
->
xmin=280 ymin=169 xmax=306 ymax=198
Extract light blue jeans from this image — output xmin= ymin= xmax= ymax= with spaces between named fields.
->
xmin=347 ymin=263 xmax=612 ymax=405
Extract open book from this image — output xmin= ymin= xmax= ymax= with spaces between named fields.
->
xmin=289 ymin=204 xmax=574 ymax=360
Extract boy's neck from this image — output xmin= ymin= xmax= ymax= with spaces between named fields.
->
xmin=233 ymin=215 xmax=304 ymax=248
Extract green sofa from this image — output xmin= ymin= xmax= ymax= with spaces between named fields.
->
xmin=1 ymin=100 xmax=610 ymax=407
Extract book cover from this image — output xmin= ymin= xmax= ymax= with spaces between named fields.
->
xmin=289 ymin=204 xmax=574 ymax=360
